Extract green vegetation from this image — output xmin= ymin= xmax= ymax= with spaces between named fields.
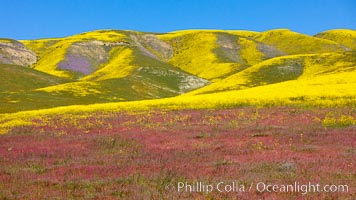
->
xmin=1 ymin=29 xmax=355 ymax=200
xmin=321 ymin=113 xmax=356 ymax=128
xmin=0 ymin=28 xmax=355 ymax=119
xmin=0 ymin=63 xmax=68 ymax=91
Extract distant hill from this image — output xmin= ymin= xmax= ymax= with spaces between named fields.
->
xmin=187 ymin=51 xmax=356 ymax=95
xmin=253 ymin=29 xmax=349 ymax=54
xmin=0 ymin=38 xmax=36 ymax=66
xmin=315 ymin=29 xmax=356 ymax=50
xmin=0 ymin=28 xmax=355 ymax=113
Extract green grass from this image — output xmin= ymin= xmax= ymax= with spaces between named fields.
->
xmin=0 ymin=48 xmax=209 ymax=113
xmin=1 ymin=68 xmax=355 ymax=134
xmin=1 ymin=28 xmax=355 ymax=116
xmin=321 ymin=113 xmax=356 ymax=128
xmin=1 ymin=29 xmax=355 ymax=200
xmin=0 ymin=63 xmax=68 ymax=92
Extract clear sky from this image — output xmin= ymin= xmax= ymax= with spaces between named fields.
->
xmin=1 ymin=0 xmax=355 ymax=39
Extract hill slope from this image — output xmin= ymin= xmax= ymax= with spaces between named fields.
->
xmin=0 ymin=38 xmax=36 ymax=66
xmin=0 ymin=63 xmax=67 ymax=92
xmin=187 ymin=51 xmax=356 ymax=95
xmin=0 ymin=28 xmax=355 ymax=113
xmin=315 ymin=29 xmax=356 ymax=50
xmin=254 ymin=29 xmax=348 ymax=54
xmin=158 ymin=30 xmax=284 ymax=81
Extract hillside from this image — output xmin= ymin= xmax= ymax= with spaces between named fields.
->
xmin=0 ymin=38 xmax=36 ymax=66
xmin=21 ymin=30 xmax=280 ymax=81
xmin=156 ymin=30 xmax=283 ymax=81
xmin=315 ymin=29 xmax=356 ymax=50
xmin=187 ymin=51 xmax=356 ymax=95
xmin=253 ymin=29 xmax=348 ymax=54
xmin=1 ymin=68 xmax=355 ymax=134
xmin=0 ymin=28 xmax=355 ymax=113
xmin=0 ymin=63 xmax=67 ymax=92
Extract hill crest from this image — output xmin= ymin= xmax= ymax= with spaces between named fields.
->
xmin=0 ymin=28 xmax=355 ymax=113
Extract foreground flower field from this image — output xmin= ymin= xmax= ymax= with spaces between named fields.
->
xmin=0 ymin=107 xmax=354 ymax=199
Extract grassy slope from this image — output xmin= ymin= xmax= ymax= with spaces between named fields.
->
xmin=21 ymin=30 xmax=130 ymax=79
xmin=254 ymin=29 xmax=348 ymax=54
xmin=81 ymin=46 xmax=136 ymax=81
xmin=187 ymin=51 xmax=356 ymax=95
xmin=158 ymin=30 xmax=276 ymax=81
xmin=2 ymin=31 xmax=211 ymax=113
xmin=1 ymin=28 xmax=355 ymax=115
xmin=315 ymin=29 xmax=356 ymax=50
xmin=0 ymin=63 xmax=67 ymax=91
xmin=0 ymin=63 xmax=69 ymax=113
xmin=1 ymin=68 xmax=355 ymax=133
xmin=20 ymin=28 xmax=350 ymax=82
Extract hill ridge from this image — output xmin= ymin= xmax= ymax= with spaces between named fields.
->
xmin=0 ymin=28 xmax=355 ymax=113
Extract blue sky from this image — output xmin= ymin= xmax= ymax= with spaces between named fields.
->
xmin=1 ymin=0 xmax=355 ymax=39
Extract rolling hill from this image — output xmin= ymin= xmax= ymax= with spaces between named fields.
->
xmin=186 ymin=51 xmax=356 ymax=95
xmin=253 ymin=29 xmax=349 ymax=54
xmin=315 ymin=29 xmax=356 ymax=50
xmin=0 ymin=28 xmax=355 ymax=113
xmin=0 ymin=63 xmax=67 ymax=92
xmin=0 ymin=38 xmax=36 ymax=66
